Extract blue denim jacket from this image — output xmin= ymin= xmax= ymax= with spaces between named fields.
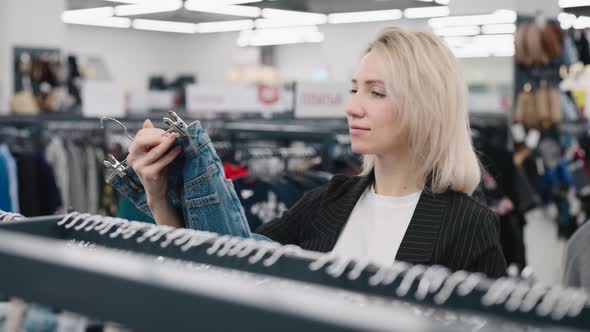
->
xmin=107 ymin=120 xmax=270 ymax=241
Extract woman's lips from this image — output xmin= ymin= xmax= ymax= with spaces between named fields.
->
xmin=349 ymin=126 xmax=370 ymax=135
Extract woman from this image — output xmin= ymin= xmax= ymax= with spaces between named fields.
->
xmin=126 ymin=28 xmax=507 ymax=278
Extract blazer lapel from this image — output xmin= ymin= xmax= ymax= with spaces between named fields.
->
xmin=310 ymin=175 xmax=372 ymax=252
xmin=395 ymin=190 xmax=448 ymax=264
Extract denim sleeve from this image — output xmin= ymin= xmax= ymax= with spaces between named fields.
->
xmin=106 ymin=120 xmax=272 ymax=241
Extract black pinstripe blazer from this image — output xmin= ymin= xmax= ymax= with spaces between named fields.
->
xmin=256 ymin=173 xmax=507 ymax=278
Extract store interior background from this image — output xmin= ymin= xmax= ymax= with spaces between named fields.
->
xmin=0 ymin=0 xmax=576 ymax=286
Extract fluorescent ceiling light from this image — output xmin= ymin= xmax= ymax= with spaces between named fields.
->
xmin=435 ymin=0 xmax=450 ymax=4
xmin=404 ymin=6 xmax=449 ymax=19
xmin=133 ymin=19 xmax=196 ymax=33
xmin=414 ymin=0 xmax=433 ymax=2
xmin=62 ymin=16 xmax=132 ymax=28
xmin=198 ymin=0 xmax=262 ymax=3
xmin=196 ymin=20 xmax=254 ymax=33
xmin=434 ymin=25 xmax=480 ymax=36
xmin=184 ymin=1 xmax=261 ymax=17
xmin=255 ymin=18 xmax=322 ymax=28
xmin=328 ymin=9 xmax=402 ymax=24
xmin=62 ymin=7 xmax=115 ymax=20
xmin=115 ymin=0 xmax=182 ymax=16
xmin=103 ymin=0 xmax=142 ymax=3
xmin=429 ymin=9 xmax=516 ymax=28
xmin=238 ymin=26 xmax=324 ymax=47
xmin=559 ymin=0 xmax=590 ymax=8
xmin=218 ymin=0 xmax=263 ymax=3
xmin=262 ymin=8 xmax=327 ymax=23
xmin=481 ymin=23 xmax=516 ymax=34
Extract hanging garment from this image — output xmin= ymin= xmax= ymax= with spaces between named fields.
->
xmin=565 ymin=220 xmax=590 ymax=291
xmin=515 ymin=23 xmax=532 ymax=65
xmin=526 ymin=22 xmax=549 ymax=65
xmin=45 ymin=137 xmax=70 ymax=212
xmin=66 ymin=142 xmax=88 ymax=213
xmin=0 ymin=151 xmax=11 ymax=212
xmin=541 ymin=22 xmax=562 ymax=60
xmin=562 ymin=33 xmax=580 ymax=65
xmin=107 ymin=121 xmax=262 ymax=239
xmin=116 ymin=196 xmax=155 ymax=224
xmin=14 ymin=154 xmax=62 ymax=217
xmin=575 ymin=30 xmax=590 ymax=65
xmin=0 ymin=145 xmax=20 ymax=213
xmin=233 ymin=176 xmax=289 ymax=231
xmin=86 ymin=146 xmax=99 ymax=214
xmin=22 ymin=304 xmax=58 ymax=332
xmin=561 ymin=91 xmax=580 ymax=122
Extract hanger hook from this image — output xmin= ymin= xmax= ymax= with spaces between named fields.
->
xmin=100 ymin=117 xmax=134 ymax=141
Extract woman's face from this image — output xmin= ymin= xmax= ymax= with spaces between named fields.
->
xmin=346 ymin=51 xmax=406 ymax=156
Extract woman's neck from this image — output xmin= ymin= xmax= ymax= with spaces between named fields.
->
xmin=373 ymin=153 xmax=424 ymax=197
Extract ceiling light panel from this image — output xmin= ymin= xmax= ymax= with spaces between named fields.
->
xmin=404 ymin=6 xmax=449 ymax=19
xmin=114 ymin=0 xmax=182 ymax=16
xmin=434 ymin=25 xmax=480 ymax=36
xmin=62 ymin=16 xmax=132 ymax=28
xmin=184 ymin=1 xmax=261 ymax=17
xmin=132 ymin=19 xmax=197 ymax=33
xmin=429 ymin=10 xmax=516 ymax=28
xmin=559 ymin=0 xmax=590 ymax=8
xmin=328 ymin=9 xmax=402 ymax=24
xmin=238 ymin=26 xmax=324 ymax=47
xmin=196 ymin=20 xmax=254 ymax=33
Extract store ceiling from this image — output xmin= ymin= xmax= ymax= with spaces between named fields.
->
xmin=66 ymin=0 xmax=438 ymax=23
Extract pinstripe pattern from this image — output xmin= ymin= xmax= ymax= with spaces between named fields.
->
xmin=257 ymin=174 xmax=507 ymax=278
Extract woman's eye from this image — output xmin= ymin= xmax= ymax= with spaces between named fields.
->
xmin=371 ymin=91 xmax=386 ymax=98
xmin=349 ymin=89 xmax=358 ymax=95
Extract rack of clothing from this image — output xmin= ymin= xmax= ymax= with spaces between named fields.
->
xmin=512 ymin=14 xmax=590 ymax=240
xmin=0 ymin=210 xmax=588 ymax=331
xmin=0 ymin=117 xmax=62 ymax=217
xmin=223 ymin=119 xmax=354 ymax=174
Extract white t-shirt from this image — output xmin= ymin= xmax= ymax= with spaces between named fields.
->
xmin=332 ymin=185 xmax=422 ymax=267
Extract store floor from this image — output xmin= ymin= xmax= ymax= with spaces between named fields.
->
xmin=524 ymin=207 xmax=568 ymax=286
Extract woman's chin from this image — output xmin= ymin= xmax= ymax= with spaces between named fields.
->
xmin=350 ymin=143 xmax=372 ymax=155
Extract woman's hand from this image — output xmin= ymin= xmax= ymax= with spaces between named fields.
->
xmin=127 ymin=119 xmax=181 ymax=208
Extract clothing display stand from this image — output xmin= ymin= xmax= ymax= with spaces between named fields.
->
xmin=0 ymin=211 xmax=588 ymax=331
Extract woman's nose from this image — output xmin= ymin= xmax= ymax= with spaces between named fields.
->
xmin=346 ymin=94 xmax=365 ymax=118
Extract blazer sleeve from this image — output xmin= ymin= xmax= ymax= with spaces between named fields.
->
xmin=465 ymin=211 xmax=507 ymax=278
xmin=254 ymin=187 xmax=323 ymax=245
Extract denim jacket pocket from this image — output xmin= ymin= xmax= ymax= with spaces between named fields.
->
xmin=185 ymin=193 xmax=222 ymax=230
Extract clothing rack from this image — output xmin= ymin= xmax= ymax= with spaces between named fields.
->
xmin=0 ymin=213 xmax=457 ymax=332
xmin=224 ymin=119 xmax=348 ymax=172
xmin=0 ymin=212 xmax=588 ymax=331
xmin=0 ymin=223 xmax=437 ymax=332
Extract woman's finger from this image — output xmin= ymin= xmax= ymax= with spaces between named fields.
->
xmin=134 ymin=132 xmax=172 ymax=151
xmin=139 ymin=134 xmax=178 ymax=166
xmin=143 ymin=119 xmax=154 ymax=129
xmin=144 ymin=146 xmax=182 ymax=174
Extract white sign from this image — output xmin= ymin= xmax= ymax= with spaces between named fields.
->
xmin=82 ymin=81 xmax=125 ymax=118
xmin=295 ymin=81 xmax=349 ymax=118
xmin=186 ymin=83 xmax=288 ymax=114
xmin=148 ymin=90 xmax=175 ymax=109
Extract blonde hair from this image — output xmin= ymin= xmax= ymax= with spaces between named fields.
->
xmin=360 ymin=27 xmax=481 ymax=195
